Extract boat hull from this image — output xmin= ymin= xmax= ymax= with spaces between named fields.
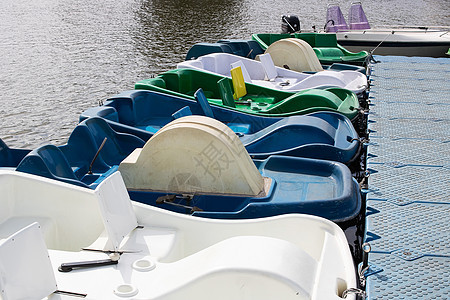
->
xmin=338 ymin=35 xmax=450 ymax=58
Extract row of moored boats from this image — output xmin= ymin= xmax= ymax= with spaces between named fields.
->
xmin=0 ymin=27 xmax=375 ymax=299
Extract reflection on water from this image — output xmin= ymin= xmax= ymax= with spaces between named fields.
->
xmin=0 ymin=0 xmax=448 ymax=147
xmin=133 ymin=0 xmax=248 ymax=73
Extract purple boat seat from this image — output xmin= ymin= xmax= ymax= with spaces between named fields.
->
xmin=349 ymin=2 xmax=370 ymax=30
xmin=325 ymin=5 xmax=348 ymax=32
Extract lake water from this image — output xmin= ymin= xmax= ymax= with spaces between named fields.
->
xmin=1 ymin=0 xmax=449 ymax=148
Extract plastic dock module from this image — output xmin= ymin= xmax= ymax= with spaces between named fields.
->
xmin=365 ymin=56 xmax=450 ymax=299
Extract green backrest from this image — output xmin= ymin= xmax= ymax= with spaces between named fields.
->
xmin=314 ymin=33 xmax=338 ymax=47
xmin=294 ymin=33 xmax=338 ymax=48
xmin=217 ymin=78 xmax=236 ymax=108
xmin=177 ymin=70 xmax=193 ymax=94
xmin=294 ymin=33 xmax=317 ymax=47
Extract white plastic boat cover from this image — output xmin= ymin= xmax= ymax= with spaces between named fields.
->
xmin=264 ymin=38 xmax=324 ymax=72
xmin=119 ymin=116 xmax=265 ymax=196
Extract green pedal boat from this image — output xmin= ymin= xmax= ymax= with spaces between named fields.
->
xmin=135 ymin=68 xmax=360 ymax=120
xmin=252 ymin=32 xmax=369 ymax=66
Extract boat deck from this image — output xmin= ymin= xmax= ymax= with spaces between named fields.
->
xmin=366 ymin=56 xmax=450 ymax=299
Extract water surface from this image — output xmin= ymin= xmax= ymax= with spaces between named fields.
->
xmin=1 ymin=0 xmax=448 ymax=147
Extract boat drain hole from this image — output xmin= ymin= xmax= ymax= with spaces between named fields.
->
xmin=336 ymin=278 xmax=347 ymax=298
xmin=114 ymin=284 xmax=139 ymax=297
xmin=133 ymin=258 xmax=156 ymax=272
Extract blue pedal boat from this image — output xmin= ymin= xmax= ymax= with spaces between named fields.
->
xmin=13 ymin=116 xmax=361 ymax=224
xmin=12 ymin=116 xmax=363 ymax=261
xmin=80 ymin=89 xmax=362 ymax=167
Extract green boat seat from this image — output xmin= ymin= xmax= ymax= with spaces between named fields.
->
xmin=217 ymin=78 xmax=236 ymax=108
xmin=314 ymin=48 xmax=345 ymax=58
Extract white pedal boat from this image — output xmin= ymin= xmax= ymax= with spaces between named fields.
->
xmin=326 ymin=3 xmax=450 ymax=58
xmin=178 ymin=52 xmax=368 ymax=96
xmin=0 ymin=170 xmax=358 ymax=299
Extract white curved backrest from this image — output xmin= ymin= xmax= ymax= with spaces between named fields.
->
xmin=0 ymin=222 xmax=57 ymax=300
xmin=258 ymin=53 xmax=278 ymax=81
xmin=119 ymin=116 xmax=265 ymax=196
xmin=265 ymin=38 xmax=323 ymax=72
xmin=95 ymin=172 xmax=138 ymax=251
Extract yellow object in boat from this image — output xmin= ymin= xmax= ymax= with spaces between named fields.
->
xmin=230 ymin=66 xmax=247 ymax=99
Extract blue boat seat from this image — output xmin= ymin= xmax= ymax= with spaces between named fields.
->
xmin=16 ymin=118 xmax=145 ymax=189
xmin=16 ymin=145 xmax=90 ymax=188
xmin=185 ymin=43 xmax=234 ymax=60
xmin=194 ymin=88 xmax=215 ymax=118
xmin=59 ymin=124 xmax=111 ymax=178
xmin=82 ymin=117 xmax=145 ymax=166
xmin=172 ymin=106 xmax=193 ymax=119
xmin=0 ymin=138 xmax=29 ymax=167
xmin=217 ymin=40 xmax=265 ymax=59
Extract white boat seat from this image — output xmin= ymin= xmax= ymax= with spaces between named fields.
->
xmin=88 ymin=171 xmax=177 ymax=258
xmin=230 ymin=61 xmax=252 ymax=83
xmin=119 ymin=116 xmax=267 ymax=196
xmin=258 ymin=53 xmax=278 ymax=81
xmin=0 ymin=216 xmax=56 ymax=247
xmin=0 ymin=222 xmax=58 ymax=300
xmin=94 ymin=171 xmax=139 ymax=251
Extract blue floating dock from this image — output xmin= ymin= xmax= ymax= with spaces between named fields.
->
xmin=365 ymin=56 xmax=450 ymax=299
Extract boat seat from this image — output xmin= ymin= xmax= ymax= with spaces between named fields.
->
xmin=108 ymin=96 xmax=135 ymax=126
xmin=314 ymin=47 xmax=345 ymax=58
xmin=258 ymin=53 xmax=278 ymax=81
xmin=59 ymin=124 xmax=111 ymax=178
xmin=349 ymin=3 xmax=370 ymax=30
xmin=0 ymin=138 xmax=29 ymax=168
xmin=0 ymin=139 xmax=15 ymax=167
xmin=230 ymin=66 xmax=247 ymax=99
xmin=0 ymin=217 xmax=56 ymax=245
xmin=0 ymin=223 xmax=58 ymax=300
xmin=172 ymin=106 xmax=193 ymax=119
xmin=119 ymin=116 xmax=266 ymax=196
xmin=218 ymin=40 xmax=265 ymax=59
xmin=325 ymin=5 xmax=349 ymax=32
xmin=217 ymin=78 xmax=236 ymax=108
xmin=230 ymin=61 xmax=252 ymax=83
xmin=88 ymin=171 xmax=177 ymax=258
xmin=194 ymin=88 xmax=215 ymax=118
xmin=83 ymin=117 xmax=146 ymax=166
xmin=185 ymin=42 xmax=234 ymax=60
xmin=16 ymin=145 xmax=90 ymax=188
